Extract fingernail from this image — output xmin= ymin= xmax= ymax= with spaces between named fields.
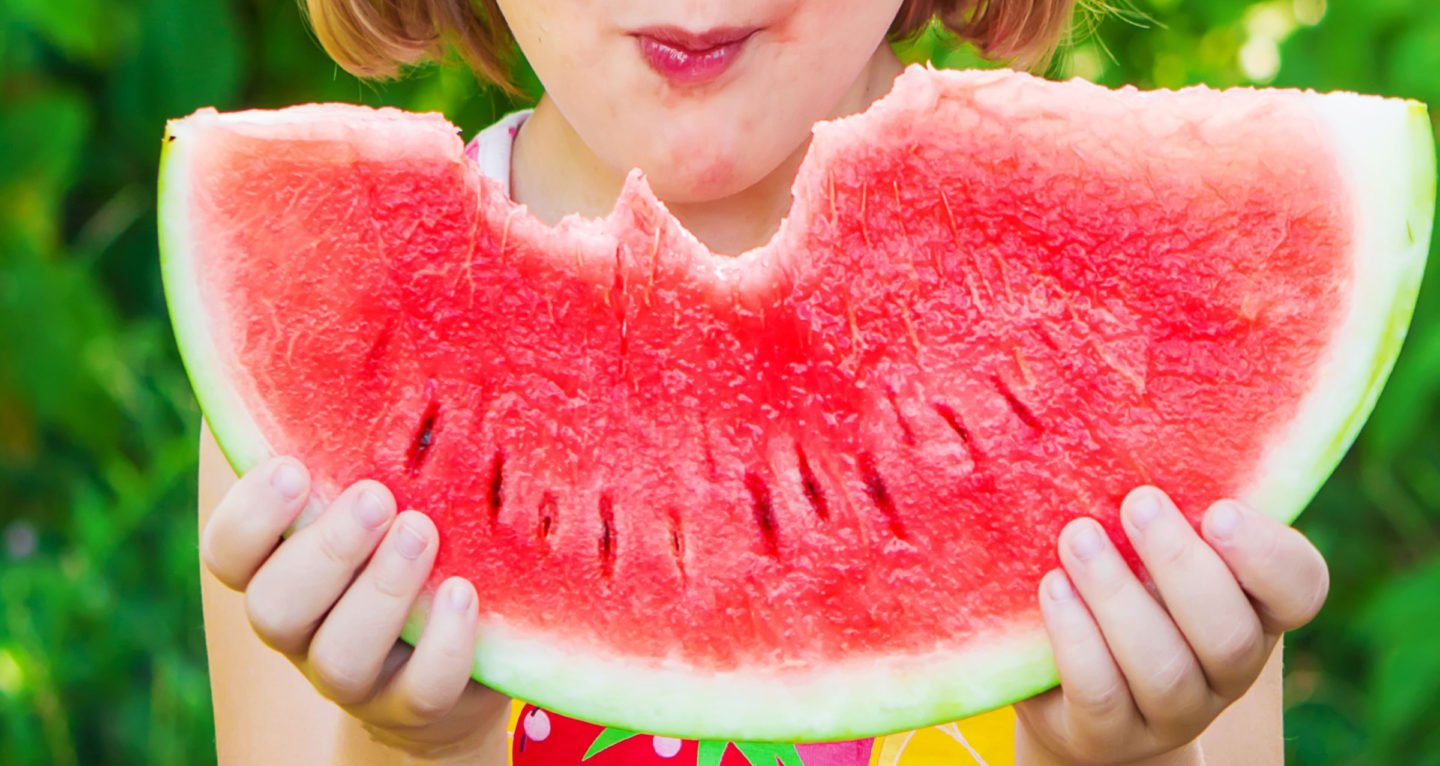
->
xmin=1128 ymin=490 xmax=1163 ymax=531
xmin=353 ymin=487 xmax=392 ymax=530
xmin=1046 ymin=571 xmax=1073 ymax=601
xmin=271 ymin=461 xmax=306 ymax=500
xmin=444 ymin=578 xmax=474 ymax=612
xmin=394 ymin=517 xmax=429 ymax=559
xmin=1069 ymin=523 xmax=1105 ymax=562
xmin=1207 ymin=502 xmax=1242 ymax=542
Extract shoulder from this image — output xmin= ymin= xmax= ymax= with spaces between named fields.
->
xmin=466 ymin=110 xmax=532 ymax=192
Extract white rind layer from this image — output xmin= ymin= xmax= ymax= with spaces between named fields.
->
xmin=161 ymin=78 xmax=1435 ymax=741
xmin=400 ymin=607 xmax=1056 ymax=741
xmin=1241 ymin=96 xmax=1435 ymax=521
xmin=160 ymin=116 xmax=276 ymax=475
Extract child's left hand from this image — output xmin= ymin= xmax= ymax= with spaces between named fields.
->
xmin=1014 ymin=487 xmax=1329 ymax=765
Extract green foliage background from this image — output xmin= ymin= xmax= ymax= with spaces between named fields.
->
xmin=1 ymin=0 xmax=1437 ymax=763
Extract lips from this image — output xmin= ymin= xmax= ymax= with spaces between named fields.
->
xmin=633 ymin=26 xmax=758 ymax=86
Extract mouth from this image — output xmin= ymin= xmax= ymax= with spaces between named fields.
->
xmin=632 ymin=26 xmax=760 ymax=86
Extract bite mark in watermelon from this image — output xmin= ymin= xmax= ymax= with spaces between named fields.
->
xmin=159 ymin=67 xmax=1435 ymax=740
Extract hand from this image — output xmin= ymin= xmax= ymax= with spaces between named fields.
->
xmin=1015 ymin=487 xmax=1329 ymax=765
xmin=200 ymin=456 xmax=507 ymax=757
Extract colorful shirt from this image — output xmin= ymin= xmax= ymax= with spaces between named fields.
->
xmin=471 ymin=112 xmax=1018 ymax=766
xmin=505 ymin=701 xmax=1017 ymax=765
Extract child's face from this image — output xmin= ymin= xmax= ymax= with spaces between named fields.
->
xmin=497 ymin=0 xmax=906 ymax=203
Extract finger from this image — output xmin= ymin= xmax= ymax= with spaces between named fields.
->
xmin=1060 ymin=517 xmax=1212 ymax=735
xmin=1036 ymin=570 xmax=1134 ymax=734
xmin=1121 ymin=488 xmax=1268 ymax=698
xmin=306 ymin=511 xmax=437 ymax=705
xmin=1203 ymin=501 xmax=1329 ymax=634
xmin=201 ymin=457 xmax=310 ymax=591
xmin=245 ymin=481 xmax=397 ymax=656
xmin=366 ymin=577 xmax=480 ymax=727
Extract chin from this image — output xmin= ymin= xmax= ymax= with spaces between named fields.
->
xmin=636 ymin=137 xmax=786 ymax=205
xmin=643 ymin=161 xmax=742 ymax=204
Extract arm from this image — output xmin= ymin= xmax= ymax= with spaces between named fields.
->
xmin=198 ymin=423 xmax=510 ymax=765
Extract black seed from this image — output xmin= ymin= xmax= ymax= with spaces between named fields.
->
xmin=932 ymin=402 xmax=972 ymax=444
xmin=795 ymin=445 xmax=830 ymax=521
xmin=487 ymin=450 xmax=505 ymax=522
xmin=598 ymin=494 xmax=616 ymax=576
xmin=859 ymin=452 xmax=905 ymax=539
xmin=745 ymin=471 xmax=779 ymax=556
xmin=537 ymin=493 xmax=557 ymax=541
xmin=405 ymin=400 xmax=441 ymax=476
xmin=933 ymin=401 xmax=983 ymax=464
xmin=666 ymin=508 xmax=686 ymax=578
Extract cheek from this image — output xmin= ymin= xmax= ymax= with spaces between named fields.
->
xmin=495 ymin=0 xmax=605 ymax=82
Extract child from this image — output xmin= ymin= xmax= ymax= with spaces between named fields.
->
xmin=197 ymin=1 xmax=1332 ymax=763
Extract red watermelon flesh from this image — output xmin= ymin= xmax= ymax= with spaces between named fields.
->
xmin=159 ymin=67 xmax=1434 ymax=740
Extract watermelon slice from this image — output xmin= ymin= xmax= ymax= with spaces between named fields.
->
xmin=159 ymin=67 xmax=1435 ymax=740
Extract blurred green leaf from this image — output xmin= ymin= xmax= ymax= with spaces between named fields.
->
xmin=3 ymin=0 xmax=132 ymax=64
xmin=0 ymin=88 xmax=90 ymax=246
xmin=1359 ymin=554 xmax=1440 ymax=760
xmin=108 ymin=0 xmax=244 ymax=147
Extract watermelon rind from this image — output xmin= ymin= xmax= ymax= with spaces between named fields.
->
xmin=160 ymin=72 xmax=1435 ymax=741
xmin=1240 ymin=97 xmax=1435 ymax=523
xmin=159 ymin=121 xmax=273 ymax=475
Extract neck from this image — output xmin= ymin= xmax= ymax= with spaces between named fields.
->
xmin=510 ymin=46 xmax=905 ymax=255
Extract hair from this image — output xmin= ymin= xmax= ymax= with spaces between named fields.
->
xmin=304 ymin=0 xmax=1078 ymax=92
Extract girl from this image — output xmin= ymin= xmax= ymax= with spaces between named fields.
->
xmin=197 ymin=1 xmax=1332 ymax=763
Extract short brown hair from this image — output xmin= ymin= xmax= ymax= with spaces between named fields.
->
xmin=305 ymin=0 xmax=1077 ymax=91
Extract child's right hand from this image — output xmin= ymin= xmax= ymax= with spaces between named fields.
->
xmin=201 ymin=455 xmax=506 ymax=757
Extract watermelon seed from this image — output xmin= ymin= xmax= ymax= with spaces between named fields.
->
xmin=537 ymin=492 xmax=557 ymax=541
xmin=745 ymin=472 xmax=779 ymax=556
xmin=885 ymin=386 xmax=916 ymax=446
xmin=932 ymin=402 xmax=978 ymax=453
xmin=993 ymin=376 xmax=1042 ymax=431
xmin=665 ymin=508 xmax=686 ymax=578
xmin=487 ymin=450 xmax=505 ymax=523
xmin=599 ymin=495 xmax=616 ymax=577
xmin=405 ymin=400 xmax=441 ymax=476
xmin=858 ymin=452 xmax=905 ymax=539
xmin=794 ymin=445 xmax=830 ymax=521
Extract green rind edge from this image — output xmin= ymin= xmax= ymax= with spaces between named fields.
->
xmin=159 ymin=118 xmax=274 ymax=475
xmin=1305 ymin=102 xmax=1436 ymax=518
xmin=399 ymin=606 xmax=1060 ymax=742
xmin=1245 ymin=100 xmax=1434 ymax=527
